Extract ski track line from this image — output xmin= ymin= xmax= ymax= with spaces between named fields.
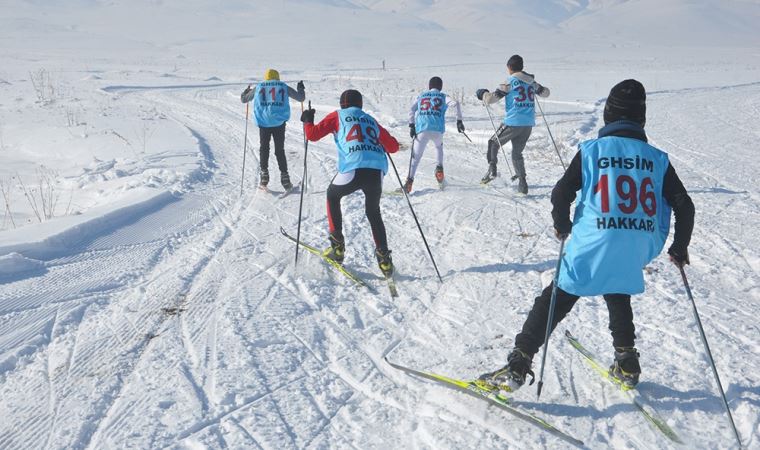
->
xmin=211 ymin=190 xmax=421 ymax=440
xmin=54 ymin=88 xmax=242 ymax=449
xmin=83 ymin=226 xmax=234 ymax=449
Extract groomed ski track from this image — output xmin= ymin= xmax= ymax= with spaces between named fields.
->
xmin=1 ymin=73 xmax=758 ymax=449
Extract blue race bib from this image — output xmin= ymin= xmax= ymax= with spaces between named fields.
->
xmin=334 ymin=107 xmax=388 ymax=174
xmin=558 ymin=137 xmax=671 ymax=295
xmin=505 ymin=76 xmax=536 ymax=126
xmin=253 ymin=80 xmax=290 ymax=127
xmin=415 ymin=90 xmax=448 ymax=133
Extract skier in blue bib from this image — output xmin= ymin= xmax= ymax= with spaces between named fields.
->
xmin=300 ymin=90 xmax=400 ymax=276
xmin=478 ymin=80 xmax=695 ymax=392
xmin=476 ymin=55 xmax=550 ymax=194
xmin=401 ymin=76 xmax=465 ymax=193
xmin=240 ymin=68 xmax=305 ymax=190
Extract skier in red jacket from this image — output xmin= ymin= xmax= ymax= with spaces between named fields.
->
xmin=301 ymin=89 xmax=400 ymax=276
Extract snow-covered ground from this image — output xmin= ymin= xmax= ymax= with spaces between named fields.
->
xmin=1 ymin=0 xmax=759 ymax=448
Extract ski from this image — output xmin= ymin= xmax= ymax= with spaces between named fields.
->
xmin=385 ymin=357 xmax=584 ymax=447
xmin=278 ymin=182 xmax=302 ymax=200
xmin=384 ymin=273 xmax=398 ymax=297
xmin=279 ymin=226 xmax=373 ymax=291
xmin=564 ymin=330 xmax=683 ymax=444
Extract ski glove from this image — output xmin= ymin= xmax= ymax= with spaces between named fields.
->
xmin=456 ymin=120 xmax=465 ymax=133
xmin=300 ymin=108 xmax=316 ymax=123
xmin=554 ymin=219 xmax=572 ymax=240
xmin=240 ymin=85 xmax=253 ymax=103
xmin=476 ymin=88 xmax=489 ymax=100
xmin=667 ymin=246 xmax=690 ymax=266
xmin=409 ymin=123 xmax=417 ymax=138
xmin=297 ymin=80 xmax=305 ymax=92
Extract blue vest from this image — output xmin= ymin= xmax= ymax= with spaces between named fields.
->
xmin=558 ymin=125 xmax=672 ymax=296
xmin=504 ymin=75 xmax=536 ymax=126
xmin=414 ymin=90 xmax=448 ymax=133
xmin=253 ymin=81 xmax=290 ymax=127
xmin=334 ymin=107 xmax=388 ymax=174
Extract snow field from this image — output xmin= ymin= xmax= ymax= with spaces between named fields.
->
xmin=1 ymin=66 xmax=758 ymax=448
xmin=1 ymin=0 xmax=760 ymax=446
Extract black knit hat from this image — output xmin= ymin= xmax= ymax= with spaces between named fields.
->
xmin=429 ymin=76 xmax=443 ymax=90
xmin=339 ymin=89 xmax=362 ymax=109
xmin=603 ymin=79 xmax=646 ymax=127
xmin=507 ymin=55 xmax=523 ymax=72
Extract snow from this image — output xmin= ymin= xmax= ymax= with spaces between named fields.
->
xmin=1 ymin=0 xmax=759 ymax=449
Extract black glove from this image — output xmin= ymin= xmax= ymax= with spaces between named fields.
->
xmin=554 ymin=220 xmax=572 ymax=240
xmin=476 ymin=88 xmax=489 ymax=100
xmin=667 ymin=246 xmax=690 ymax=266
xmin=456 ymin=120 xmax=465 ymax=133
xmin=240 ymin=85 xmax=253 ymax=103
xmin=297 ymin=80 xmax=305 ymax=92
xmin=409 ymin=123 xmax=416 ymax=138
xmin=300 ymin=108 xmax=315 ymax=123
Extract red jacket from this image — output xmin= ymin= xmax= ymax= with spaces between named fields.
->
xmin=304 ymin=110 xmax=399 ymax=153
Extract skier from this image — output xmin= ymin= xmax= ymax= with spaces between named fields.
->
xmin=476 ymin=55 xmax=550 ymax=194
xmin=402 ymin=76 xmax=465 ymax=193
xmin=300 ymin=89 xmax=400 ymax=276
xmin=240 ymin=68 xmax=306 ymax=190
xmin=478 ymin=80 xmax=695 ymax=391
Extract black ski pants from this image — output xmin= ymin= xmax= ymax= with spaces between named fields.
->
xmin=326 ymin=169 xmax=389 ymax=251
xmin=514 ymin=282 xmax=636 ymax=356
xmin=259 ymin=123 xmax=288 ymax=174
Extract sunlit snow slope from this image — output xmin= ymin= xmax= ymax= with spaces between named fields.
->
xmin=0 ymin=1 xmax=759 ymax=449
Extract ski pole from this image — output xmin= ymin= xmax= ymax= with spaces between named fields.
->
xmin=387 ymin=152 xmax=443 ymax=283
xmin=240 ymin=100 xmax=250 ymax=196
xmin=407 ymin=136 xmax=416 ymax=180
xmin=678 ymin=265 xmax=742 ymax=447
xmin=536 ymin=99 xmax=566 ymax=171
xmin=295 ymin=100 xmax=310 ymax=266
xmin=536 ymin=236 xmax=566 ymax=399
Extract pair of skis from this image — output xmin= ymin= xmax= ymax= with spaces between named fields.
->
xmin=279 ymin=227 xmax=398 ymax=297
xmin=388 ymin=331 xmax=682 ymax=447
xmin=259 ymin=181 xmax=302 ymax=200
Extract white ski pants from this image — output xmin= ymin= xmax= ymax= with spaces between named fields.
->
xmin=407 ymin=130 xmax=444 ymax=180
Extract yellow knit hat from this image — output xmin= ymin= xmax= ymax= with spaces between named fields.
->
xmin=264 ymin=69 xmax=280 ymax=81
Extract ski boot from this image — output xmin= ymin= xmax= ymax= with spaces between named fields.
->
xmin=609 ymin=347 xmax=641 ymax=389
xmin=322 ymin=233 xmax=345 ymax=264
xmin=375 ymin=248 xmax=394 ymax=277
xmin=435 ymin=165 xmax=445 ymax=183
xmin=396 ymin=177 xmax=413 ymax=194
xmin=476 ymin=348 xmax=535 ymax=393
xmin=480 ymin=164 xmax=497 ymax=184
xmin=517 ymin=176 xmax=528 ymax=195
xmin=259 ymin=170 xmax=270 ymax=189
xmin=281 ymin=171 xmax=293 ymax=191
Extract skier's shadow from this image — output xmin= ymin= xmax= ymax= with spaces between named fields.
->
xmin=515 ymin=382 xmax=760 ymax=420
xmin=642 ymin=382 xmax=760 ymax=413
xmin=458 ymin=260 xmax=555 ymax=275
xmin=512 ymin=400 xmax=628 ymax=420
